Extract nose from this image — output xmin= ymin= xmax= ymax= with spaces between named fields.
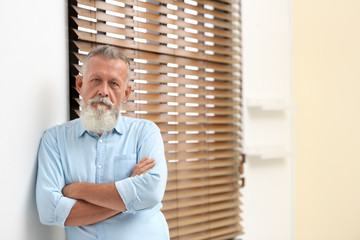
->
xmin=98 ymin=81 xmax=109 ymax=97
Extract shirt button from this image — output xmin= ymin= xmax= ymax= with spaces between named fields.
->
xmin=99 ymin=139 xmax=103 ymax=143
xmin=97 ymin=165 xmax=102 ymax=169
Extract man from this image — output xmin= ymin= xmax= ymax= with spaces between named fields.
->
xmin=36 ymin=45 xmax=169 ymax=239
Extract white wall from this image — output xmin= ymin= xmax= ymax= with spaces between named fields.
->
xmin=242 ymin=0 xmax=294 ymax=239
xmin=0 ymin=1 xmax=68 ymax=239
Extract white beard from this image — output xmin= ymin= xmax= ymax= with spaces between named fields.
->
xmin=80 ymin=97 xmax=121 ymax=135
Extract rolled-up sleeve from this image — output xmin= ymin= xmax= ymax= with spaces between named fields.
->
xmin=115 ymin=125 xmax=167 ymax=213
xmin=36 ymin=130 xmax=77 ymax=227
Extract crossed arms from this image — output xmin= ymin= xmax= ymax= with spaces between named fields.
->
xmin=36 ymin=126 xmax=167 ymax=228
xmin=62 ymin=157 xmax=155 ymax=226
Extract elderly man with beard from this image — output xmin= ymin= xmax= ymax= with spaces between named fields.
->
xmin=36 ymin=45 xmax=169 ymax=240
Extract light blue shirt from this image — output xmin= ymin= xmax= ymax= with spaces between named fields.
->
xmin=36 ymin=117 xmax=169 ymax=240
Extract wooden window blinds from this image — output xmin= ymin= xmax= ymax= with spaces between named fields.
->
xmin=68 ymin=0 xmax=244 ymax=239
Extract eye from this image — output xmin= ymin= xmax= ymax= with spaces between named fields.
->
xmin=110 ymin=81 xmax=119 ymax=87
xmin=91 ymin=78 xmax=100 ymax=82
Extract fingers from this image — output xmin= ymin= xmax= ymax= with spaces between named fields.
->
xmin=138 ymin=156 xmax=149 ymax=165
xmin=138 ymin=156 xmax=155 ymax=169
xmin=62 ymin=183 xmax=76 ymax=198
xmin=138 ymin=158 xmax=155 ymax=173
xmin=62 ymin=185 xmax=69 ymax=196
xmin=130 ymin=156 xmax=156 ymax=177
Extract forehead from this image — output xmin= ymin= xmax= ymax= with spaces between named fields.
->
xmin=84 ymin=55 xmax=128 ymax=76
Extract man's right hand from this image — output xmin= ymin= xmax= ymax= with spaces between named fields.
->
xmin=131 ymin=156 xmax=155 ymax=177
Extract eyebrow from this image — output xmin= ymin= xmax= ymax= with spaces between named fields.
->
xmin=87 ymin=73 xmax=123 ymax=83
xmin=87 ymin=74 xmax=101 ymax=79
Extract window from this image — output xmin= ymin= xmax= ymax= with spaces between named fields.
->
xmin=68 ymin=0 xmax=243 ymax=239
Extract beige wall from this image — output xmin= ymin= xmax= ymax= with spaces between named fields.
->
xmin=294 ymin=0 xmax=360 ymax=239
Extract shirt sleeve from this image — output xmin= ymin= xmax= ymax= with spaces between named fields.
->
xmin=115 ymin=124 xmax=167 ymax=214
xmin=36 ymin=130 xmax=77 ymax=227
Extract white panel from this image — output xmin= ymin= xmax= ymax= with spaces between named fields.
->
xmin=241 ymin=0 xmax=294 ymax=239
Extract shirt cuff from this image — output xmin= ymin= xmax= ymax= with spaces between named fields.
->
xmin=115 ymin=178 xmax=139 ymax=214
xmin=54 ymin=196 xmax=77 ymax=227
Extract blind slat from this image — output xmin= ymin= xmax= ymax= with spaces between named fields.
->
xmin=162 ymin=132 xmax=239 ymax=142
xmin=128 ymin=83 xmax=238 ymax=98
xmin=75 ymin=62 xmax=240 ymax=82
xmin=122 ymin=103 xmax=240 ymax=115
xmin=167 ymin=208 xmax=241 ymax=228
xmin=170 ymin=216 xmax=241 ymax=238
xmin=157 ymin=123 xmax=241 ymax=133
xmin=164 ymin=200 xmax=241 ymax=220
xmin=128 ymin=93 xmax=240 ymax=106
xmin=165 ymin=150 xmax=240 ymax=161
xmin=174 ymin=225 xmax=243 ymax=240
xmin=163 ymin=183 xmax=240 ymax=201
xmin=164 ymin=141 xmax=241 ymax=152
xmin=167 ymin=167 xmax=238 ymax=181
xmin=75 ymin=98 xmax=242 ymax=116
xmin=166 ymin=175 xmax=239 ymax=191
xmin=162 ymin=191 xmax=241 ymax=211
xmin=167 ymin=158 xmax=241 ymax=171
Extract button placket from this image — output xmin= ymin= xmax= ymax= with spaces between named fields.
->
xmin=94 ymin=137 xmax=106 ymax=240
xmin=95 ymin=137 xmax=104 ymax=184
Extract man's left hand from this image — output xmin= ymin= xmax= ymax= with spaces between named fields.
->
xmin=62 ymin=182 xmax=83 ymax=199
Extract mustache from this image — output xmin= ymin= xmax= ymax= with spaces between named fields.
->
xmin=88 ymin=97 xmax=114 ymax=106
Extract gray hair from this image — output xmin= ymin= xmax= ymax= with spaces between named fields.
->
xmin=82 ymin=45 xmax=131 ymax=83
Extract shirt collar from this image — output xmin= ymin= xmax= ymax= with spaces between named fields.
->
xmin=114 ymin=115 xmax=125 ymax=135
xmin=77 ymin=119 xmax=87 ymax=138
xmin=76 ymin=116 xmax=125 ymax=138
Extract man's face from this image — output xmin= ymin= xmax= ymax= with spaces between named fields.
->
xmin=76 ymin=55 xmax=131 ymax=110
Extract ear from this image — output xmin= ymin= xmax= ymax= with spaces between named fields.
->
xmin=123 ymin=84 xmax=132 ymax=102
xmin=75 ymin=75 xmax=83 ymax=94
